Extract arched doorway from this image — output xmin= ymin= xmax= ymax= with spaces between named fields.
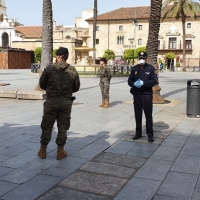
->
xmin=2 ymin=32 xmax=9 ymax=47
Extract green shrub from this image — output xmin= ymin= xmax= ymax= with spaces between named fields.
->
xmin=34 ymin=47 xmax=42 ymax=63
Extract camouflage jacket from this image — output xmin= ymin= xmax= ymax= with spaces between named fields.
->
xmin=40 ymin=61 xmax=80 ymax=97
xmin=98 ymin=65 xmax=112 ymax=82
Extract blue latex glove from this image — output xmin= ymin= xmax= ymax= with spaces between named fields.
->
xmin=133 ymin=80 xmax=140 ymax=88
xmin=138 ymin=79 xmax=144 ymax=88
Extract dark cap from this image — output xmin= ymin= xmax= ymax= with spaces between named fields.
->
xmin=138 ymin=52 xmax=147 ymax=59
xmin=99 ymin=58 xmax=107 ymax=63
xmin=56 ymin=47 xmax=68 ymax=56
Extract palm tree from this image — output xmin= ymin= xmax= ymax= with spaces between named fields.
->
xmin=162 ymin=0 xmax=200 ymax=72
xmin=93 ymin=0 xmax=97 ymax=63
xmin=35 ymin=0 xmax=53 ymax=90
xmin=147 ymin=0 xmax=165 ymax=103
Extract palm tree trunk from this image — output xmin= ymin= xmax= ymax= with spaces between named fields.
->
xmin=147 ymin=0 xmax=165 ymax=104
xmin=182 ymin=15 xmax=186 ymax=71
xmin=34 ymin=0 xmax=53 ymax=90
xmin=93 ymin=0 xmax=97 ymax=64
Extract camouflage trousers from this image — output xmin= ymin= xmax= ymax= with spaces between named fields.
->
xmin=40 ymin=97 xmax=72 ymax=146
xmin=99 ymin=80 xmax=110 ymax=101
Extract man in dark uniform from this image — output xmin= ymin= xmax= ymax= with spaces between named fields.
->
xmin=38 ymin=47 xmax=80 ymax=160
xmin=98 ymin=58 xmax=112 ymax=108
xmin=128 ymin=52 xmax=157 ymax=142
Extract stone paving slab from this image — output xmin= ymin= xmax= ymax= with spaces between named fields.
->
xmin=188 ymin=134 xmax=200 ymax=143
xmin=171 ymin=154 xmax=200 ymax=175
xmin=0 ymin=166 xmax=14 ymax=177
xmin=72 ymin=143 xmax=110 ymax=159
xmin=59 ymin=171 xmax=127 ymax=197
xmin=92 ymin=152 xmax=147 ymax=168
xmin=135 ymin=158 xmax=173 ymax=181
xmin=42 ymin=156 xmax=89 ymax=178
xmin=0 ymin=158 xmax=59 ymax=184
xmin=114 ymin=177 xmax=161 ymax=200
xmin=37 ymin=187 xmax=111 ymax=200
xmin=0 ymin=141 xmax=38 ymax=157
xmin=0 ymin=147 xmax=39 ymax=168
xmin=153 ymin=195 xmax=182 ymax=200
xmin=127 ymin=143 xmax=159 ymax=158
xmin=0 ymin=180 xmax=18 ymax=196
xmin=80 ymin=161 xmax=136 ymax=179
xmin=150 ymin=145 xmax=182 ymax=161
xmin=181 ymin=142 xmax=200 ymax=157
xmin=105 ymin=140 xmax=137 ymax=154
xmin=1 ymin=175 xmax=62 ymax=200
xmin=0 ymin=155 xmax=10 ymax=162
xmin=122 ymin=134 xmax=164 ymax=145
xmin=192 ymin=192 xmax=200 ymax=200
xmin=157 ymin=171 xmax=198 ymax=200
xmin=162 ymin=135 xmax=188 ymax=147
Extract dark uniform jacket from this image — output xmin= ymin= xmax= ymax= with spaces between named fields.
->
xmin=98 ymin=65 xmax=112 ymax=82
xmin=128 ymin=63 xmax=157 ymax=95
xmin=40 ymin=61 xmax=80 ymax=98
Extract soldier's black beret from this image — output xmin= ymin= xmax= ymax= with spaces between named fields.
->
xmin=56 ymin=47 xmax=68 ymax=56
xmin=100 ymin=58 xmax=107 ymax=63
xmin=138 ymin=52 xmax=147 ymax=59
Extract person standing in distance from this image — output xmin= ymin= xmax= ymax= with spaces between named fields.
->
xmin=128 ymin=52 xmax=157 ymax=143
xmin=38 ymin=47 xmax=80 ymax=160
xmin=98 ymin=58 xmax=112 ymax=108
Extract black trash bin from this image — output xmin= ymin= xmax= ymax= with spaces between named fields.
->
xmin=187 ymin=80 xmax=200 ymax=118
xmin=31 ymin=64 xmax=35 ymax=73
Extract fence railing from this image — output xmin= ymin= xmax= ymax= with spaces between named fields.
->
xmin=77 ymin=65 xmax=133 ymax=75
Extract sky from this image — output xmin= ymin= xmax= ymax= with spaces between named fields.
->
xmin=6 ymin=0 xmax=150 ymax=26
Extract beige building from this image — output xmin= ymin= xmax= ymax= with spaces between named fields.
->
xmin=12 ymin=25 xmax=88 ymax=64
xmin=85 ymin=5 xmax=200 ymax=68
xmin=2 ymin=0 xmax=199 ymax=68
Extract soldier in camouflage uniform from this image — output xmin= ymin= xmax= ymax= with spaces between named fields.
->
xmin=98 ymin=58 xmax=112 ymax=108
xmin=38 ymin=47 xmax=80 ymax=160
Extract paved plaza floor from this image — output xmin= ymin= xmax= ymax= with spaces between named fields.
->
xmin=0 ymin=69 xmax=200 ymax=200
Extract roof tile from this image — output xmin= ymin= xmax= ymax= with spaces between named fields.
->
xmin=15 ymin=26 xmax=42 ymax=38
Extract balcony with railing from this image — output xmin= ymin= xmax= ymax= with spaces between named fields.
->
xmin=158 ymin=42 xmax=193 ymax=52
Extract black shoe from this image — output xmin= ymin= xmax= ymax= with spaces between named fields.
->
xmin=132 ymin=135 xmax=142 ymax=140
xmin=148 ymin=137 xmax=154 ymax=143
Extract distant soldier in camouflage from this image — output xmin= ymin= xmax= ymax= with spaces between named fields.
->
xmin=98 ymin=58 xmax=112 ymax=108
xmin=38 ymin=47 xmax=80 ymax=160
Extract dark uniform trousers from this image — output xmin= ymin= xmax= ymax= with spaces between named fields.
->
xmin=40 ymin=97 xmax=72 ymax=146
xmin=134 ymin=94 xmax=153 ymax=138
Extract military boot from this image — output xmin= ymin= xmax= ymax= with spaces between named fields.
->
xmin=38 ymin=144 xmax=47 ymax=159
xmin=57 ymin=145 xmax=68 ymax=160
xmin=99 ymin=100 xmax=105 ymax=107
xmin=103 ymin=100 xmax=109 ymax=108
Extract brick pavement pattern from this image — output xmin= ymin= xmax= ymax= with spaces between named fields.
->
xmin=0 ymin=70 xmax=200 ymax=200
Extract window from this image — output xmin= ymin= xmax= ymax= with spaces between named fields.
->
xmin=139 ymin=25 xmax=142 ymax=30
xmin=169 ymin=37 xmax=177 ymax=49
xmin=138 ymin=39 xmax=142 ymax=45
xmin=185 ymin=40 xmax=192 ymax=49
xmin=96 ymin=39 xmax=99 ymax=45
xmin=96 ymin=26 xmax=99 ymax=31
xmin=117 ymin=36 xmax=124 ymax=44
xmin=119 ymin=25 xmax=123 ymax=31
xmin=187 ymin=23 xmax=191 ymax=28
